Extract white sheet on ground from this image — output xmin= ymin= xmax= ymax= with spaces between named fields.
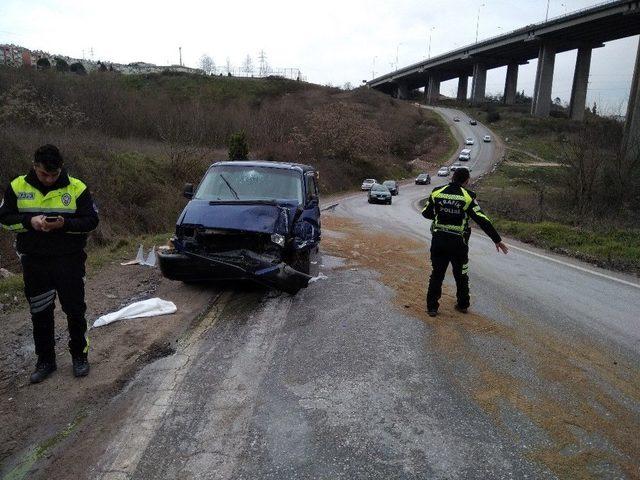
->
xmin=92 ymin=298 xmax=177 ymax=328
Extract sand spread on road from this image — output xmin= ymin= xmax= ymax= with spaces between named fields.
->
xmin=322 ymin=214 xmax=640 ymax=479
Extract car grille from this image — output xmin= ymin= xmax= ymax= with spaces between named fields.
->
xmin=195 ymin=230 xmax=273 ymax=254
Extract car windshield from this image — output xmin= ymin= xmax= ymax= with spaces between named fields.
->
xmin=383 ymin=181 xmax=395 ymax=186
xmin=418 ymin=174 xmax=427 ymax=178
xmin=371 ymin=185 xmax=389 ymax=192
xmin=195 ymin=165 xmax=303 ymax=203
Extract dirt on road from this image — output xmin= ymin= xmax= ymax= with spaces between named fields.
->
xmin=321 ymin=214 xmax=640 ymax=480
xmin=0 ymin=252 xmax=215 ymax=476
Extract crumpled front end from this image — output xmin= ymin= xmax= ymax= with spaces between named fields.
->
xmin=158 ymin=225 xmax=312 ymax=294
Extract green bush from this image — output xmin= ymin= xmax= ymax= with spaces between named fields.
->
xmin=228 ymin=131 xmax=249 ymax=160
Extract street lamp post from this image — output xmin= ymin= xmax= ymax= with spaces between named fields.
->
xmin=546 ymin=0 xmax=551 ymax=21
xmin=475 ymin=3 xmax=485 ymax=43
xmin=428 ymin=27 xmax=435 ymax=59
xmin=395 ymin=43 xmax=403 ymax=71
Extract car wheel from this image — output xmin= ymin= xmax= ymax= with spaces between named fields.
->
xmin=291 ymin=249 xmax=311 ymax=275
xmin=368 ymin=198 xmax=372 ymax=203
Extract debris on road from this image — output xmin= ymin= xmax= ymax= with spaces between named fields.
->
xmin=308 ymin=272 xmax=329 ymax=284
xmin=120 ymin=245 xmax=157 ymax=267
xmin=92 ymin=298 xmax=177 ymax=328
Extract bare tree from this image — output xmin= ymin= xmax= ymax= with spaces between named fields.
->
xmin=560 ymin=123 xmax=615 ymax=214
xmin=225 ymin=57 xmax=232 ymax=75
xmin=199 ymin=54 xmax=215 ymax=75
xmin=242 ymin=55 xmax=254 ymax=76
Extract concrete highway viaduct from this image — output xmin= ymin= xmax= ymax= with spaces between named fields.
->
xmin=368 ymin=0 xmax=640 ymax=153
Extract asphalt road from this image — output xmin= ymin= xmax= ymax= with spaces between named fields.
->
xmin=32 ymin=107 xmax=640 ymax=480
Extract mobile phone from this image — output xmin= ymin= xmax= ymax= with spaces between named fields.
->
xmin=45 ymin=216 xmax=59 ymax=223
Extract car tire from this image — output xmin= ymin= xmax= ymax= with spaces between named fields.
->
xmin=291 ymin=250 xmax=311 ymax=275
xmin=368 ymin=198 xmax=372 ymax=203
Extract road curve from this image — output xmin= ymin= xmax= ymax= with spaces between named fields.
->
xmin=335 ymin=106 xmax=640 ymax=356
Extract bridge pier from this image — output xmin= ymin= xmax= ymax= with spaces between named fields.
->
xmin=396 ymin=82 xmax=409 ymax=100
xmin=503 ymin=63 xmax=519 ymax=105
xmin=622 ymin=38 xmax=640 ymax=159
xmin=471 ymin=63 xmax=487 ymax=105
xmin=531 ymin=42 xmax=556 ymax=117
xmin=569 ymin=47 xmax=592 ymax=121
xmin=457 ymin=75 xmax=468 ymax=102
xmin=427 ymin=74 xmax=441 ymax=104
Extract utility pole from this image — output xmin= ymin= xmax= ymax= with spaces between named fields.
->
xmin=372 ymin=56 xmax=377 ymax=79
xmin=395 ymin=43 xmax=403 ymax=71
xmin=179 ymin=47 xmax=182 ymax=66
xmin=258 ymin=49 xmax=267 ymax=76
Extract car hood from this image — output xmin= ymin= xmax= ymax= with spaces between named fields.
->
xmin=178 ymin=200 xmax=299 ymax=235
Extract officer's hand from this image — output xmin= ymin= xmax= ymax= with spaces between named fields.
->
xmin=42 ymin=216 xmax=65 ymax=232
xmin=495 ymin=241 xmax=509 ymax=254
xmin=30 ymin=215 xmax=46 ymax=231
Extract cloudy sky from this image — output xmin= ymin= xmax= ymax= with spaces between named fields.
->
xmin=1 ymin=0 xmax=637 ymax=113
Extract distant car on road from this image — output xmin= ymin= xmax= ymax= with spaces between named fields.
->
xmin=465 ymin=137 xmax=475 ymax=145
xmin=450 ymin=162 xmax=462 ymax=171
xmin=458 ymin=148 xmax=471 ymax=161
xmin=361 ymin=178 xmax=377 ymax=190
xmin=453 ymin=116 xmax=460 ymax=122
xmin=368 ymin=184 xmax=392 ymax=205
xmin=483 ymin=135 xmax=491 ymax=142
xmin=437 ymin=166 xmax=450 ymax=177
xmin=469 ymin=119 xmax=477 ymax=125
xmin=415 ymin=173 xmax=431 ymax=185
xmin=382 ymin=180 xmax=399 ymax=195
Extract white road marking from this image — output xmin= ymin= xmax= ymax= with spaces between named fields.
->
xmin=473 ymin=233 xmax=640 ymax=290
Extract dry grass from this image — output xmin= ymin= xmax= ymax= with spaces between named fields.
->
xmin=322 ymin=214 xmax=640 ymax=479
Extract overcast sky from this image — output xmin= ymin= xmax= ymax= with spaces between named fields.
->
xmin=1 ymin=0 xmax=637 ymax=113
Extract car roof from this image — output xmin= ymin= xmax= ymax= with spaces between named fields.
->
xmin=383 ymin=180 xmax=396 ymax=183
xmin=212 ymin=160 xmax=315 ymax=173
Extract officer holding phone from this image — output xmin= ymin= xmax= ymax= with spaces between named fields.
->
xmin=0 ymin=145 xmax=99 ymax=383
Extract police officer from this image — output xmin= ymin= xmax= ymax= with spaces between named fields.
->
xmin=0 ymin=145 xmax=99 ymax=383
xmin=421 ymin=167 xmax=507 ymax=317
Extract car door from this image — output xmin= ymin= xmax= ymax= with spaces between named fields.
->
xmin=301 ymin=171 xmax=321 ymax=244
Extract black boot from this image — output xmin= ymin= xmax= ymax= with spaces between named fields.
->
xmin=30 ymin=360 xmax=57 ymax=384
xmin=72 ymin=354 xmax=90 ymax=377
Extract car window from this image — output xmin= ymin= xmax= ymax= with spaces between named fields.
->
xmin=305 ymin=173 xmax=317 ymax=204
xmin=196 ymin=166 xmax=303 ymax=203
xmin=371 ymin=185 xmax=388 ymax=192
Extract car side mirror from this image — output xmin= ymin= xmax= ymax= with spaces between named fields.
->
xmin=183 ymin=183 xmax=194 ymax=199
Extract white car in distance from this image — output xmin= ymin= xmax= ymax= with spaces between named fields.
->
xmin=483 ymin=135 xmax=491 ymax=142
xmin=465 ymin=137 xmax=474 ymax=145
xmin=437 ymin=166 xmax=449 ymax=177
xmin=458 ymin=148 xmax=471 ymax=161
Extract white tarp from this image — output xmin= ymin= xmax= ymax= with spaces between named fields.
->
xmin=92 ymin=298 xmax=177 ymax=328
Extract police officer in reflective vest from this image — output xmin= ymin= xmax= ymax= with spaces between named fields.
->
xmin=421 ymin=167 xmax=508 ymax=317
xmin=0 ymin=145 xmax=99 ymax=383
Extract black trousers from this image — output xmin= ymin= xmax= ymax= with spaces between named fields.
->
xmin=21 ymin=252 xmax=88 ymax=362
xmin=426 ymin=232 xmax=470 ymax=311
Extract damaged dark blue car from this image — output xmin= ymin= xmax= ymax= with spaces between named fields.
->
xmin=158 ymin=161 xmax=321 ymax=294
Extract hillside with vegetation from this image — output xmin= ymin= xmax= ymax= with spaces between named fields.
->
xmin=0 ymin=67 xmax=453 ymax=275
xmin=459 ymin=102 xmax=640 ymax=274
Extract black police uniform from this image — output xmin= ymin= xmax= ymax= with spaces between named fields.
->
xmin=421 ymin=181 xmax=501 ymax=312
xmin=0 ymin=169 xmax=99 ymax=366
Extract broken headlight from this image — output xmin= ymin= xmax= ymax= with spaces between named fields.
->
xmin=271 ymin=233 xmax=285 ymax=247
